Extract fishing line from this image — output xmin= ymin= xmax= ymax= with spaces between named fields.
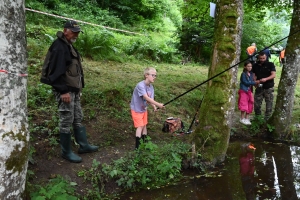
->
xmin=162 ymin=29 xmax=300 ymax=106
xmin=163 ymin=30 xmax=299 ymax=134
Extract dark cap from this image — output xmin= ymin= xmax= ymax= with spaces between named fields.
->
xmin=64 ymin=20 xmax=83 ymax=33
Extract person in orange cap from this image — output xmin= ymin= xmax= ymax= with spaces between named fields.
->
xmin=279 ymin=48 xmax=285 ymax=67
xmin=246 ymin=43 xmax=257 ymax=64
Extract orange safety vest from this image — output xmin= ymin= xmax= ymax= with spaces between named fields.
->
xmin=246 ymin=46 xmax=256 ymax=55
xmin=280 ymin=49 xmax=285 ymax=59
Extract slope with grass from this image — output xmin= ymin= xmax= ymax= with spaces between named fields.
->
xmin=23 ymin=1 xmax=299 ymax=198
xmin=27 ymin=52 xmax=300 ymax=198
xmin=27 ymin=59 xmax=210 ymax=198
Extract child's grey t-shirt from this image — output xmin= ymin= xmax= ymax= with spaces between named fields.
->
xmin=130 ymin=80 xmax=154 ymax=113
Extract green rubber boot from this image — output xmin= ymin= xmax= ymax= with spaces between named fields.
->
xmin=60 ymin=133 xmax=82 ymax=163
xmin=74 ymin=126 xmax=99 ymax=154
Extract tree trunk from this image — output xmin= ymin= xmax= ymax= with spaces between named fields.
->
xmin=190 ymin=0 xmax=243 ymax=165
xmin=0 ymin=0 xmax=29 ymax=199
xmin=269 ymin=0 xmax=300 ymax=139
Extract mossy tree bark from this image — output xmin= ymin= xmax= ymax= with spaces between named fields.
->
xmin=269 ymin=0 xmax=300 ymax=139
xmin=190 ymin=0 xmax=243 ymax=165
xmin=0 ymin=0 xmax=29 ymax=199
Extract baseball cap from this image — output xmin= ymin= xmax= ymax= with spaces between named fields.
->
xmin=64 ymin=20 xmax=83 ymax=33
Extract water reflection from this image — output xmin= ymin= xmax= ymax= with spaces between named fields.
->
xmin=239 ymin=143 xmax=255 ymax=199
xmin=119 ymin=139 xmax=300 ymax=200
xmin=255 ymin=141 xmax=278 ymax=199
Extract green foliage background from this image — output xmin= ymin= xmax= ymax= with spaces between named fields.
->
xmin=25 ymin=0 xmax=291 ymax=64
xmin=24 ymin=0 xmax=295 ymax=199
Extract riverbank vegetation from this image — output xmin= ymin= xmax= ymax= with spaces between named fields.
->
xmin=24 ymin=0 xmax=297 ymax=199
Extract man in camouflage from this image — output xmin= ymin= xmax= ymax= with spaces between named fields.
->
xmin=41 ymin=20 xmax=98 ymax=163
xmin=252 ymin=52 xmax=276 ymax=120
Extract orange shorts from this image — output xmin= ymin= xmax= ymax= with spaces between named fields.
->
xmin=131 ymin=110 xmax=148 ymax=128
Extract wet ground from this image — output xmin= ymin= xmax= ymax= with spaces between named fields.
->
xmin=119 ymin=139 xmax=300 ymax=200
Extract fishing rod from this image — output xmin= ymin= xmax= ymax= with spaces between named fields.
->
xmin=185 ymin=96 xmax=204 ymax=134
xmin=162 ymin=30 xmax=300 ymax=106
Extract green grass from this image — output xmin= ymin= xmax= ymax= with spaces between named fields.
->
xmin=28 ymin=59 xmax=209 ymax=134
xmin=24 ymin=1 xmax=299 ymax=198
xmin=28 ymin=55 xmax=300 ymax=141
xmin=27 ymin=52 xmax=300 ymax=198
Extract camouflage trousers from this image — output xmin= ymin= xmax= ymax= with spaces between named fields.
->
xmin=254 ymin=87 xmax=274 ymax=120
xmin=53 ymin=91 xmax=83 ymax=133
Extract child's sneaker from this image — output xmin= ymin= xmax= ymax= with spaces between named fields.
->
xmin=245 ymin=119 xmax=251 ymax=125
xmin=240 ymin=118 xmax=247 ymax=125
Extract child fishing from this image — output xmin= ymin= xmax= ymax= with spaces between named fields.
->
xmin=238 ymin=61 xmax=260 ymax=125
xmin=130 ymin=67 xmax=165 ymax=149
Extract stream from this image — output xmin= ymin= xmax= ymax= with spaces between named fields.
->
xmin=119 ymin=138 xmax=300 ymax=200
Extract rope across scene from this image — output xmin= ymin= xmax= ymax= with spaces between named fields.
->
xmin=25 ymin=8 xmax=144 ymax=36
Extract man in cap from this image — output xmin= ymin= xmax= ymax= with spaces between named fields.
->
xmin=41 ymin=20 xmax=98 ymax=163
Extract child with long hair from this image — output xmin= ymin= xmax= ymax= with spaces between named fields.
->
xmin=238 ymin=61 xmax=260 ymax=125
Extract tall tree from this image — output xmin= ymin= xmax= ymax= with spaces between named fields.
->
xmin=269 ymin=0 xmax=300 ymax=138
xmin=0 ymin=0 xmax=29 ymax=199
xmin=190 ymin=0 xmax=243 ymax=165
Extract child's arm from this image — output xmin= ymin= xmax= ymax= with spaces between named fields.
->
xmin=143 ymin=94 xmax=165 ymax=110
xmin=241 ymin=72 xmax=259 ymax=86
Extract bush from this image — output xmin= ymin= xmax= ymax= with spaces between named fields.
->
xmin=29 ymin=175 xmax=78 ymax=200
xmin=99 ymin=138 xmax=190 ymax=190
xmin=25 ymin=0 xmax=182 ymax=63
xmin=122 ymin=35 xmax=180 ymax=63
xmin=77 ymin=138 xmax=191 ymax=198
xmin=75 ymin=28 xmax=117 ymax=60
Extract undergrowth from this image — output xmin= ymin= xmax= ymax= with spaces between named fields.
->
xmin=29 ymin=175 xmax=78 ymax=200
xmin=77 ymin=137 xmax=191 ymax=199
